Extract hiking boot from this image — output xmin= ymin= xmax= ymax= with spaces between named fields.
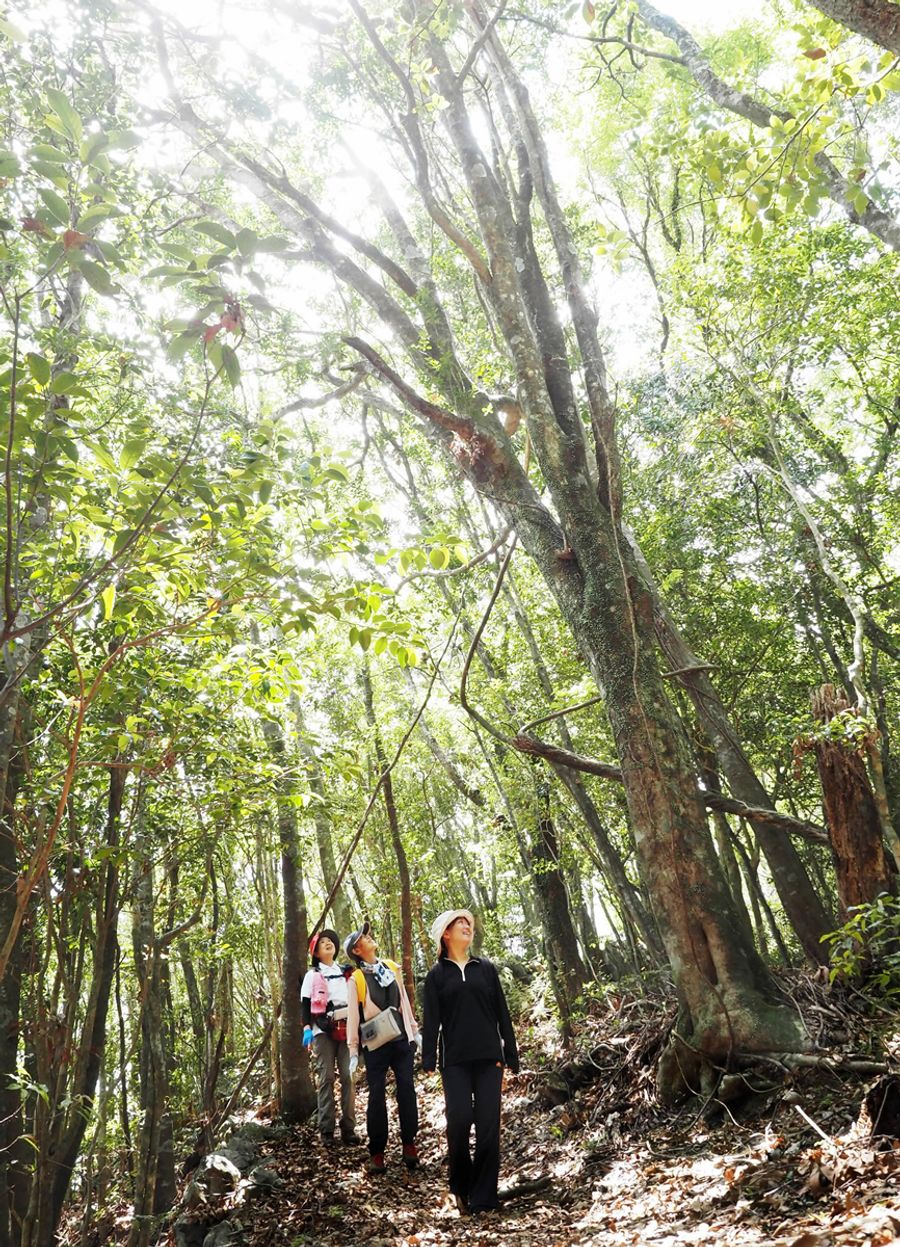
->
xmin=402 ymin=1143 xmax=419 ymax=1170
xmin=367 ymin=1152 xmax=387 ymax=1174
xmin=341 ymin=1131 xmax=362 ymax=1146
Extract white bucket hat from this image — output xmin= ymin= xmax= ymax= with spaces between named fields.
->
xmin=430 ymin=909 xmax=475 ymax=955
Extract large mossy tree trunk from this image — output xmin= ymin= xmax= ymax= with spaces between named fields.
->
xmin=431 ymin=14 xmax=807 ymax=1091
xmin=812 ymin=684 xmax=897 ymax=918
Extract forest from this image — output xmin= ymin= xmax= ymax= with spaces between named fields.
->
xmin=1 ymin=0 xmax=899 ymax=1243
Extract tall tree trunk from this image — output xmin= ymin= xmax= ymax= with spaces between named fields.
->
xmin=0 ymin=708 xmax=27 ymax=1247
xmin=294 ymin=699 xmax=353 ymax=938
xmin=527 ymin=787 xmax=588 ymax=1019
xmin=872 ymin=659 xmax=900 ymax=837
xmin=628 ymin=534 xmax=833 ymax=960
xmin=811 ymin=684 xmax=897 ymax=919
xmin=500 ymin=561 xmax=664 ymax=961
xmin=696 ymin=735 xmax=758 ymax=955
xmin=254 ymin=827 xmax=283 ymax=1104
xmin=362 ymin=665 xmax=414 ymax=999
xmin=261 ymin=717 xmax=316 ymax=1122
xmin=552 ymin=763 xmax=663 ymax=959
xmin=128 ymin=808 xmax=170 ymax=1247
xmin=32 ymin=762 xmax=126 ymax=1247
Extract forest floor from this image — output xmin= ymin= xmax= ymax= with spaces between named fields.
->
xmin=147 ymin=984 xmax=900 ymax=1247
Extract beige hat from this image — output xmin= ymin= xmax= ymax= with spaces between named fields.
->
xmin=430 ymin=909 xmax=475 ymax=955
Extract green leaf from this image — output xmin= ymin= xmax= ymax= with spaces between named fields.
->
xmin=206 ymin=339 xmax=223 ymax=371
xmin=80 ymin=130 xmax=110 ymax=164
xmin=429 ymin=546 xmax=449 ymax=570
xmin=107 ymin=129 xmax=140 ymax=150
xmin=112 ymin=529 xmax=134 ymax=556
xmin=77 ymin=203 xmax=115 ymax=229
xmin=195 ymin=221 xmax=236 ymax=249
xmin=80 ymin=260 xmax=115 ymax=296
xmin=101 ymin=584 xmax=116 ymax=620
xmin=235 ymin=227 xmax=257 ymax=256
xmin=26 ymin=354 xmax=51 ymax=386
xmin=44 ymin=116 xmax=72 ymax=144
xmin=31 ymin=161 xmax=67 ymax=185
xmin=221 ymin=344 xmax=241 ymax=388
xmin=57 ymin=435 xmax=79 ymax=463
xmin=85 ymin=439 xmax=117 ymax=472
xmin=39 ymin=187 xmax=69 ymax=226
xmin=120 ymin=438 xmax=146 ymax=470
xmin=167 ymin=332 xmax=197 ymax=361
xmin=852 ymin=189 xmax=868 ymax=215
xmin=45 ymin=88 xmax=83 ymax=142
xmin=30 ymin=143 xmax=68 ymax=162
xmin=49 ymin=371 xmax=78 ymax=394
xmin=0 ymin=149 xmax=21 ymax=178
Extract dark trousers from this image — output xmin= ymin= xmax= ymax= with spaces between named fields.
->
xmin=442 ymin=1060 xmax=503 ymax=1211
xmin=362 ymin=1037 xmax=418 ymax=1156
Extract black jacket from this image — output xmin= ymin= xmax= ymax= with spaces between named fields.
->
xmin=421 ymin=956 xmax=519 ymax=1073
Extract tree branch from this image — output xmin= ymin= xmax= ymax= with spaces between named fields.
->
xmin=512 ymin=732 xmax=829 ymax=844
xmin=633 ymin=0 xmax=900 ymax=253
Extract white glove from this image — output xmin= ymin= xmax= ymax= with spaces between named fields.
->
xmin=349 ymin=1053 xmax=359 ymax=1078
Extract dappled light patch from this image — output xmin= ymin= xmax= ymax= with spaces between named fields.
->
xmin=136 ymin=989 xmax=900 ymax=1247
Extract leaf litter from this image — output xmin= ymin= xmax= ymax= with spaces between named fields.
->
xmin=156 ymin=979 xmax=900 ymax=1247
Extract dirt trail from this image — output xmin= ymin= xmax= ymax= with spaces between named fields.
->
xmin=214 ymin=1067 xmax=900 ymax=1247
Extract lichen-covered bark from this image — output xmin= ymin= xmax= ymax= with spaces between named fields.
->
xmin=806 ymin=0 xmax=900 ymax=55
xmin=812 ymin=685 xmax=897 ymax=918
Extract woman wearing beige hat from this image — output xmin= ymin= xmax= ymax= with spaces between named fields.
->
xmin=421 ymin=909 xmax=518 ymax=1217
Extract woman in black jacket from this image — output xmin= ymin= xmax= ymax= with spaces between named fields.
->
xmin=421 ymin=909 xmax=518 ymax=1217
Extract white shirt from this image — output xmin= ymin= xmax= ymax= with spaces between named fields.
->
xmin=300 ymin=963 xmax=349 ymax=1036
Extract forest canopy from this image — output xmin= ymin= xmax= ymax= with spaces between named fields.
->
xmin=1 ymin=0 xmax=899 ymax=1242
